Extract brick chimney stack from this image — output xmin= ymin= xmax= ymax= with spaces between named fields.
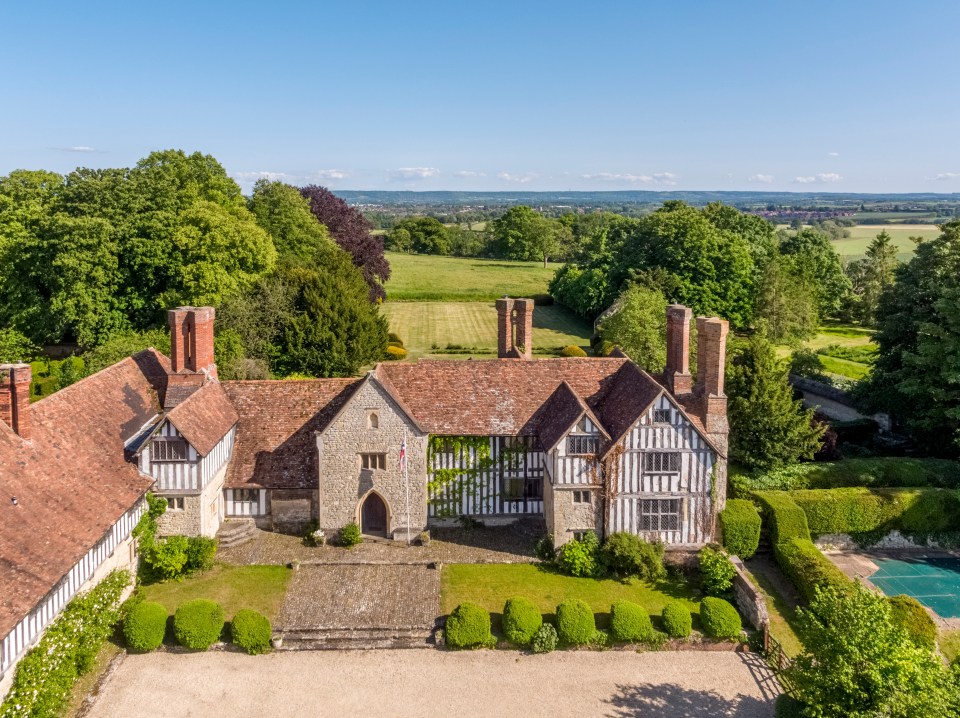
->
xmin=168 ymin=307 xmax=217 ymax=379
xmin=0 ymin=363 xmax=32 ymax=439
xmin=495 ymin=297 xmax=534 ymax=359
xmin=695 ymin=316 xmax=729 ymax=436
xmin=665 ymin=304 xmax=693 ymax=394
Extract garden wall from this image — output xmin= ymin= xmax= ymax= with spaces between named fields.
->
xmin=729 ymin=556 xmax=768 ymax=631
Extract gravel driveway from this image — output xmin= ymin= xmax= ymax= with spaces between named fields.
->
xmin=88 ymin=649 xmax=778 ymax=717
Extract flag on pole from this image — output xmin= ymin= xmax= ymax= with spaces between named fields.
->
xmin=398 ymin=431 xmax=407 ymax=472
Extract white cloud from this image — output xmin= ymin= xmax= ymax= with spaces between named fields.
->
xmin=51 ymin=145 xmax=101 ymax=153
xmin=748 ymin=174 xmax=774 ymax=183
xmin=794 ymin=173 xmax=842 ymax=184
xmin=497 ymin=172 xmax=537 ymax=183
xmin=389 ymin=167 xmax=440 ymax=180
xmin=234 ymin=171 xmax=293 ymax=182
xmin=309 ymin=169 xmax=348 ymax=180
xmin=828 ymin=151 xmax=840 ymax=157
xmin=453 ymin=170 xmax=486 ymax=178
xmin=933 ymin=172 xmax=960 ymax=181
xmin=581 ymin=172 xmax=654 ymax=183
xmin=652 ymin=172 xmax=679 ymax=185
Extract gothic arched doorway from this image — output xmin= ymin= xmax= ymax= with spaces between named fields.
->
xmin=360 ymin=492 xmax=388 ymax=536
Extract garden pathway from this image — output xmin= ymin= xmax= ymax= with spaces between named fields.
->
xmin=88 ymin=649 xmax=778 ymax=718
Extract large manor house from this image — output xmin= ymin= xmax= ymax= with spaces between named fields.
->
xmin=0 ymin=299 xmax=729 ymax=682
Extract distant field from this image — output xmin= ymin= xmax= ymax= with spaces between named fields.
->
xmin=381 ymin=301 xmax=592 ymax=359
xmin=831 ymin=224 xmax=938 ymax=260
xmin=384 ymin=252 xmax=559 ymax=301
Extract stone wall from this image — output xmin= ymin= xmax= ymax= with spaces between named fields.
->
xmin=156 ymin=461 xmax=226 ymax=538
xmin=814 ymin=530 xmax=943 ymax=551
xmin=549 ymin=485 xmax=604 ymax=546
xmin=317 ymin=378 xmax=429 ymax=536
xmin=272 ymin=489 xmax=315 ymax=534
xmin=729 ymin=556 xmax=768 ymax=632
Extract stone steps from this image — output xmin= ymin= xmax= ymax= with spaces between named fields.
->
xmin=277 ymin=626 xmax=435 ymax=650
xmin=216 ymin=519 xmax=258 ymax=549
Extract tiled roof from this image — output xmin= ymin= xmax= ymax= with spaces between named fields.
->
xmin=0 ymin=352 xmax=161 ymax=639
xmin=221 ymin=379 xmax=361 ymax=489
xmin=534 ymin=382 xmax=593 ymax=452
xmin=165 ymin=381 xmax=238 ymax=456
xmin=592 ymin=362 xmax=665 ymax=449
xmin=376 ymin=357 xmax=644 ymax=436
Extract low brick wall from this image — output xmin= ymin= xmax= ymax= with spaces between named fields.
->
xmin=729 ymin=556 xmax=768 ymax=632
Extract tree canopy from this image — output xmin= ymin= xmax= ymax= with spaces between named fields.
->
xmin=864 ymin=220 xmax=960 ymax=454
xmin=491 ymin=206 xmax=568 ymax=267
xmin=595 ymin=284 xmax=668 ymax=371
xmin=385 ymin=216 xmax=451 ymax=255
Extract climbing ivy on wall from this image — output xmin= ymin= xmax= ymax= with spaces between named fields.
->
xmin=427 ymin=435 xmax=526 ymax=518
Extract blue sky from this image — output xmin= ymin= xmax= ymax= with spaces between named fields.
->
xmin=2 ymin=0 xmax=958 ymax=193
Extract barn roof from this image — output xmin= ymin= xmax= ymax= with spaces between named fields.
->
xmin=0 ymin=351 xmax=163 ymax=640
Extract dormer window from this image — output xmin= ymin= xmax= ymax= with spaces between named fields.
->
xmin=153 ymin=438 xmax=188 ymax=462
xmin=653 ymin=408 xmax=671 ymax=424
xmin=367 ymin=412 xmax=379 ymax=429
xmin=567 ymin=435 xmax=599 ymax=455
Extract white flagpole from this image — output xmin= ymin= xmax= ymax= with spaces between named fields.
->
xmin=403 ymin=429 xmax=412 ymax=545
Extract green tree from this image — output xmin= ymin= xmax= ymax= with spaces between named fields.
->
xmin=248 ymin=180 xmax=331 ymax=260
xmin=779 ymin=229 xmax=851 ymax=319
xmin=702 ymin=202 xmax=778 ymax=285
xmin=727 ymin=332 xmax=824 ymax=471
xmin=82 ymin=328 xmax=171 ymax=375
xmin=865 ymin=220 xmax=960 ymax=453
xmin=753 ymin=255 xmax=818 ymax=345
xmin=386 ymin=216 xmax=450 ymax=255
xmin=491 ymin=206 xmax=562 ymax=267
xmin=787 ymin=582 xmax=958 ymax=718
xmin=273 ymin=248 xmax=389 ymax=377
xmin=845 ymin=230 xmax=900 ymax=325
xmin=0 ymin=328 xmax=39 ymax=363
xmin=596 ymin=284 xmax=668 ymax=371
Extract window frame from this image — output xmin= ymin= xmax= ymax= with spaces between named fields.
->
xmin=166 ymin=496 xmax=185 ymax=511
xmin=152 ymin=437 xmax=189 ymax=463
xmin=573 ymin=490 xmax=592 ymax=505
xmin=360 ymin=453 xmax=387 ymax=471
xmin=643 ymin=451 xmax=682 ymax=473
xmin=566 ymin=434 xmax=599 ymax=456
xmin=639 ymin=498 xmax=682 ymax=532
xmin=367 ymin=412 xmax=379 ymax=429
xmin=653 ymin=408 xmax=672 ymax=424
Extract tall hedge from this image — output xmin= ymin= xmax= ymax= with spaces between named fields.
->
xmin=754 ymin=491 xmax=810 ymax=543
xmin=888 ymin=595 xmax=936 ymax=650
xmin=790 ymin=487 xmax=960 ymax=536
xmin=719 ymin=499 xmax=762 ymax=559
xmin=774 ymin=537 xmax=849 ymax=602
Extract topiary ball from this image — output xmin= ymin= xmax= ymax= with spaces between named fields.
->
xmin=174 ymin=599 xmax=225 ymax=650
xmin=123 ymin=601 xmax=168 ymax=652
xmin=700 ymin=597 xmax=742 ymax=640
xmin=502 ymin=597 xmax=542 ymax=646
xmin=560 ymin=345 xmax=588 ymax=357
xmin=609 ymin=600 xmax=653 ymax=643
xmin=662 ymin=601 xmax=692 ymax=639
xmin=445 ymin=602 xmax=492 ymax=649
xmin=231 ymin=609 xmax=273 ymax=655
xmin=556 ymin=599 xmax=595 ymax=645
xmin=339 ymin=522 xmax=362 ymax=547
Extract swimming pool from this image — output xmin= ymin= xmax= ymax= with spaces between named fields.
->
xmin=869 ymin=556 xmax=960 ymax=618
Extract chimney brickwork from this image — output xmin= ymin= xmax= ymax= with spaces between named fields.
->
xmin=496 ymin=298 xmax=515 ymax=358
xmin=695 ymin=315 xmax=729 ymax=447
xmin=0 ymin=363 xmax=32 ymax=439
xmin=496 ymin=296 xmax=534 ymax=359
xmin=513 ymin=299 xmax=534 ymax=360
xmin=168 ymin=306 xmax=217 ymax=378
xmin=665 ymin=304 xmax=693 ymax=394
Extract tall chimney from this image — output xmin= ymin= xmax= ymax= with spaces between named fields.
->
xmin=168 ymin=306 xmax=217 ymax=378
xmin=695 ymin=316 xmax=729 ymax=435
xmin=665 ymin=304 xmax=692 ymax=394
xmin=0 ymin=363 xmax=32 ymax=439
xmin=496 ymin=297 xmax=515 ymax=358
xmin=513 ymin=299 xmax=534 ymax=360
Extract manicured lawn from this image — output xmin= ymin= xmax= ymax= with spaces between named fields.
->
xmin=384 ymin=252 xmax=560 ymax=301
xmin=830 ymin=224 xmax=938 ymax=261
xmin=743 ymin=556 xmax=804 ymax=657
xmin=381 ymin=301 xmax=592 ymax=360
xmin=817 ymin=354 xmax=872 ymax=380
xmin=940 ymin=629 xmax=960 ymax=664
xmin=440 ymin=563 xmax=700 ymax=631
xmin=141 ymin=564 xmax=291 ymax=620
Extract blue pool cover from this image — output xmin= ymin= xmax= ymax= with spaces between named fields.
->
xmin=869 ymin=556 xmax=960 ymax=618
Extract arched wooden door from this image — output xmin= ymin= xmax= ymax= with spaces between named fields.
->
xmin=360 ymin=493 xmax=388 ymax=536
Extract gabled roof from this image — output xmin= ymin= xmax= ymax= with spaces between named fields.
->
xmin=0 ymin=351 xmax=162 ymax=639
xmin=535 ymin=381 xmax=610 ymax=452
xmin=593 ymin=362 xmax=665 ymax=450
xmin=163 ymin=381 xmax=238 ymax=456
xmin=221 ymin=379 xmax=361 ymax=489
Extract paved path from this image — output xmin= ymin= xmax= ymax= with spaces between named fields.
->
xmin=277 ymin=564 xmax=439 ymax=630
xmin=88 ymin=649 xmax=778 ymax=718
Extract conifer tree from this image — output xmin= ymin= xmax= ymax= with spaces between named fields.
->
xmin=727 ymin=331 xmax=824 ymax=471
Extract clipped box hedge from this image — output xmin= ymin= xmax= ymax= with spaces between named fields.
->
xmin=699 ymin=597 xmax=742 ymax=639
xmin=123 ymin=600 xmax=168 ymax=652
xmin=791 ymin=487 xmax=960 ymax=536
xmin=661 ymin=601 xmax=692 ymax=639
xmin=720 ymin=499 xmax=761 ymax=559
xmin=754 ymin=491 xmax=810 ymax=543
xmin=502 ymin=597 xmax=542 ymax=646
xmin=445 ymin=602 xmax=493 ymax=649
xmin=231 ymin=609 xmax=272 ymax=655
xmin=556 ymin=599 xmax=595 ymax=646
xmin=609 ymin=600 xmax=653 ymax=643
xmin=774 ymin=537 xmax=849 ymax=602
xmin=174 ymin=599 xmax=225 ymax=650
